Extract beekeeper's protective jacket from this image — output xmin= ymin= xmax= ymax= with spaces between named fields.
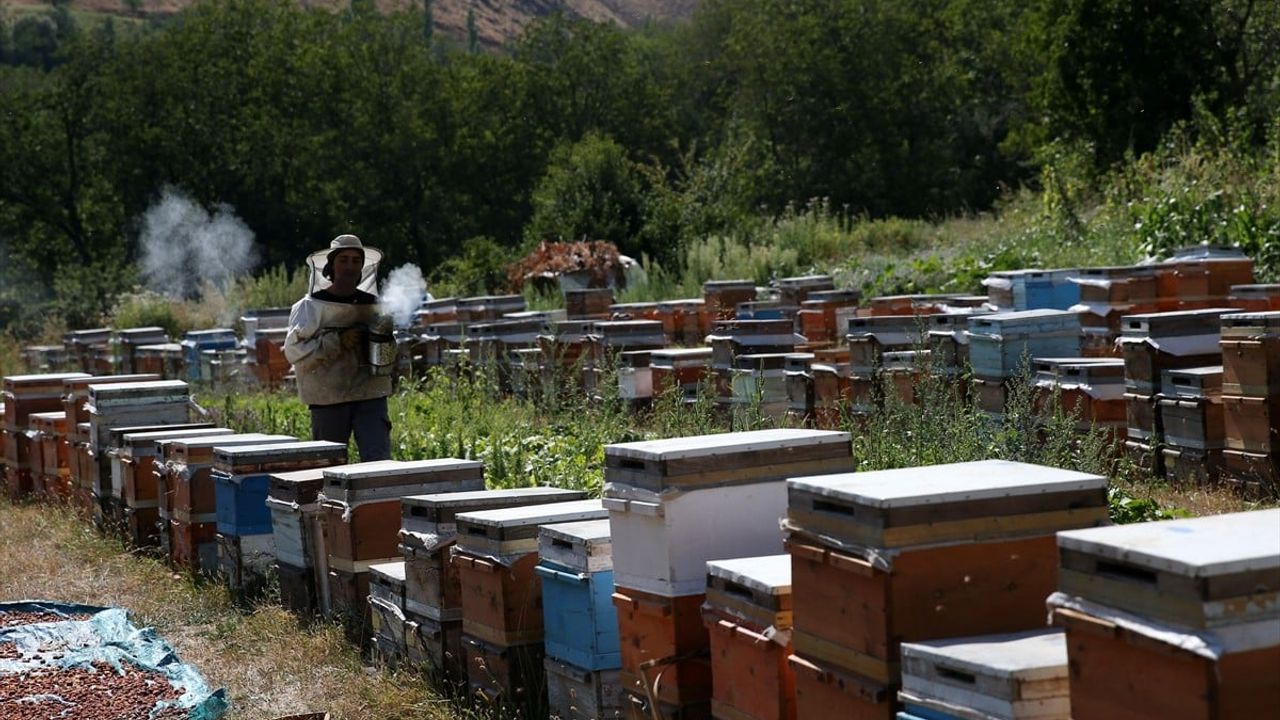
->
xmin=284 ymin=291 xmax=392 ymax=407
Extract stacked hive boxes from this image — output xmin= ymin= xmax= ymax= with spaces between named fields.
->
xmin=896 ymin=630 xmax=1070 ymax=720
xmin=319 ymin=460 xmax=484 ymax=630
xmin=368 ymin=560 xmax=409 ymax=665
xmin=965 ymin=310 xmax=1081 ymax=417
xmin=703 ymin=280 xmax=757 ymax=322
xmin=1069 ymin=266 xmax=1159 ymax=356
xmin=28 ymin=411 xmax=68 ymax=501
xmin=114 ymin=327 xmax=169 ymax=374
xmin=776 ymin=275 xmax=836 ymax=308
xmin=1049 ymin=510 xmax=1280 ymax=719
xmin=585 ymin=320 xmax=666 ymax=395
xmin=61 ymin=374 xmax=159 ymax=512
xmin=1227 ymin=283 xmax=1280 ymax=311
xmin=650 ymin=348 xmax=714 ymax=403
xmin=180 ymin=329 xmax=238 ymax=383
xmin=4 ymin=373 xmax=89 ymax=498
xmin=729 ymin=353 xmax=792 ymax=420
xmin=1030 ymin=358 xmax=1126 ymax=439
xmin=655 ymin=299 xmax=707 ymax=346
xmin=797 ymin=289 xmax=862 ymax=346
xmin=116 ymin=426 xmax=229 ymax=548
xmin=1219 ymin=311 xmax=1280 ymax=495
xmin=703 ymin=555 xmax=795 ymax=720
xmin=213 ymin=441 xmax=348 ymax=593
xmin=708 ymin=320 xmax=800 ymax=403
xmin=1159 ymin=366 xmax=1225 ymax=485
xmin=453 ymin=499 xmax=607 ymax=713
xmin=604 ymin=429 xmax=853 ymax=719
xmin=398 ymin=487 xmax=585 ymax=685
xmin=565 ymin=288 xmax=615 ymax=320
xmin=267 ymin=468 xmax=331 ymax=614
xmin=160 ymin=433 xmax=294 ymax=572
xmin=414 ymin=297 xmax=458 ymax=328
xmin=538 ymin=519 xmax=623 ymax=720
xmin=133 ymin=343 xmax=185 ymax=380
xmin=782 ymin=460 xmax=1108 ymax=719
xmin=63 ymin=328 xmax=112 ymax=373
xmin=617 ymin=349 xmax=655 ymax=405
xmin=1117 ymin=309 xmax=1231 ymax=474
xmin=86 ymin=379 xmax=190 ymax=527
xmin=455 ymin=294 xmax=527 ymax=324
xmin=1153 ymin=256 xmax=1254 ymax=311
xmin=737 ymin=300 xmax=797 ymax=321
xmin=784 ymin=352 xmax=818 ymax=423
xmin=810 ymin=347 xmax=853 ymax=429
xmin=982 ymin=269 xmax=1080 ymax=312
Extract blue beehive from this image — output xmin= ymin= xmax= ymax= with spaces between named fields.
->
xmin=966 ymin=310 xmax=1081 ymax=380
xmin=181 ymin=329 xmax=239 ymax=382
xmin=535 ymin=519 xmax=620 ymax=671
xmin=213 ymin=440 xmax=347 ymax=537
xmin=1024 ymin=270 xmax=1081 ymax=310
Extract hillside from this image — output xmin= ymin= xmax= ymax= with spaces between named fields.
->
xmin=8 ymin=0 xmax=698 ymax=47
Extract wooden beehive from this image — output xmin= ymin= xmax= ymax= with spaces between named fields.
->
xmin=703 ymin=280 xmax=757 ymax=321
xmin=1034 ymin=359 xmax=1126 ymax=432
xmin=462 ymin=633 xmax=547 ymax=714
xmin=789 ymin=651 xmax=893 ymax=720
xmin=1159 ymin=366 xmax=1224 ymax=451
xmin=537 ymin=519 xmax=619 ymax=670
xmin=776 ymin=274 xmax=836 ymax=307
xmin=213 ymin=441 xmax=347 ymax=539
xmin=86 ymin=380 xmax=190 ymax=454
xmin=1226 ymin=284 xmax=1280 ymax=312
xmin=1050 ymin=509 xmax=1280 ymax=720
xmin=1222 ymin=395 xmax=1280 ymax=454
xmin=617 ymin=349 xmax=653 ymax=402
xmin=897 ymin=630 xmax=1070 ymax=720
xmin=649 ymin=348 xmax=713 ymax=401
xmin=1118 ymin=309 xmax=1233 ymax=394
xmin=545 ymin=656 xmax=625 ymax=720
xmin=453 ymin=500 xmax=607 ymax=646
xmin=1221 ymin=449 xmax=1279 ymax=498
xmin=1056 ymin=509 xmax=1280 ymax=630
xmin=400 ymin=487 xmax=586 ymax=622
xmin=707 ymin=319 xmax=798 ymax=372
xmin=614 ymin=584 xmax=713 ymax=709
xmin=604 ymin=429 xmax=852 ymax=596
xmin=405 ymin=611 xmax=465 ymax=684
xmin=704 ymin=554 xmax=795 ymax=720
xmin=965 ymin=310 xmax=1081 ymax=381
xmin=162 ymin=434 xmax=295 ymax=519
xmin=267 ymin=467 xmax=330 ymax=614
xmin=846 ymin=315 xmax=922 ymax=373
xmin=565 ymin=287 xmax=615 ymax=320
xmin=784 ymin=460 xmax=1106 ymax=691
xmin=1219 ymin=311 xmax=1280 ymax=397
xmin=368 ymin=560 xmax=408 ymax=658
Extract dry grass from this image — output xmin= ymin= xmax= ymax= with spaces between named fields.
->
xmin=1114 ymin=476 xmax=1278 ymax=518
xmin=0 ymin=497 xmax=465 ymax=720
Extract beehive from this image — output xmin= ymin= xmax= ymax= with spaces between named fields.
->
xmin=536 ymin=519 xmax=619 ymax=670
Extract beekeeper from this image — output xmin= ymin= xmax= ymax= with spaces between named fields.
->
xmin=283 ymin=234 xmax=392 ymax=461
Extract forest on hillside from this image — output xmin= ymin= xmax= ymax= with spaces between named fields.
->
xmin=0 ymin=0 xmax=1277 ymax=333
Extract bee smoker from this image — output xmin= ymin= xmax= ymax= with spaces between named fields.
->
xmin=367 ymin=314 xmax=397 ymax=376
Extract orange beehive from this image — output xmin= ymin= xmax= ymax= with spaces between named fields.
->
xmin=703 ymin=555 xmax=795 ymax=720
xmin=789 ymin=653 xmax=894 ymax=720
xmin=614 ymin=586 xmax=712 ymax=709
xmin=453 ymin=552 xmax=545 ymax=646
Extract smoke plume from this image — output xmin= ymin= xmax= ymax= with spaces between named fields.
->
xmin=381 ymin=264 xmax=428 ymax=328
xmin=138 ymin=188 xmax=258 ymax=298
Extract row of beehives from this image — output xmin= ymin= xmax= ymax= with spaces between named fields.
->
xmin=23 ymin=310 xmax=293 ymax=389
xmin=2 ymin=376 xmax=1277 ymax=720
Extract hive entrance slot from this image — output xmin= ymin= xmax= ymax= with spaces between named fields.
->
xmin=935 ymin=665 xmax=977 ymax=685
xmin=1096 ymin=560 xmax=1159 ymax=586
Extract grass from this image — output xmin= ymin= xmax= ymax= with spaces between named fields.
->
xmin=0 ymin=497 xmax=462 ymax=720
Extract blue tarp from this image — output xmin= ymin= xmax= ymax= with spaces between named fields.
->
xmin=0 ymin=600 xmax=229 ymax=719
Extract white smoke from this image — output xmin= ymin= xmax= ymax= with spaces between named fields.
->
xmin=380 ymin=264 xmax=428 ymax=328
xmin=138 ymin=188 xmax=258 ymax=298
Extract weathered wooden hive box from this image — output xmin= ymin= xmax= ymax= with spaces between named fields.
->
xmin=708 ymin=319 xmax=800 ymax=372
xmin=845 ymin=315 xmax=923 ymax=374
xmin=784 ymin=352 xmax=817 ymax=419
xmin=783 ymin=459 xmax=1108 ymax=720
xmin=1032 ymin=359 xmax=1125 ymax=432
xmin=320 ymin=459 xmax=484 ymax=623
xmin=536 ymin=518 xmax=618 ymax=671
xmin=703 ymin=279 xmax=757 ymax=321
xmin=565 ymin=287 xmax=615 ymax=320
xmin=162 ymin=434 xmax=294 ymax=520
xmin=368 ymin=559 xmax=408 ymax=665
xmin=604 ymin=428 xmax=853 ymax=596
xmin=776 ymin=274 xmax=836 ymax=307
xmin=966 ymin=310 xmax=1081 ymax=381
xmin=4 ymin=373 xmax=90 ymax=497
xmin=798 ymin=289 xmax=862 ymax=344
xmin=655 ymin=298 xmax=707 ymax=345
xmin=1050 ymin=509 xmax=1280 ymax=720
xmin=729 ymin=352 xmax=792 ymax=411
xmin=897 ymin=630 xmax=1069 ymax=720
xmin=617 ymin=349 xmax=654 ymax=402
xmin=453 ymin=499 xmax=606 ymax=647
xmin=1118 ymin=309 xmax=1232 ymax=395
xmin=267 ymin=467 xmax=330 ymax=615
xmin=116 ymin=426 xmax=230 ymax=548
xmin=1226 ymin=283 xmax=1280 ymax=312
xmin=86 ymin=380 xmax=190 ymax=456
xmin=703 ymin=554 xmax=795 ymax=720
xmin=649 ymin=347 xmax=713 ymax=401
xmin=399 ymin=486 xmax=586 ymax=621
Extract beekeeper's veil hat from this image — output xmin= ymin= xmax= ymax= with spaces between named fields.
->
xmin=307 ymin=234 xmax=383 ymax=294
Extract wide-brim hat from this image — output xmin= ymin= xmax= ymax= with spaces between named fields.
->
xmin=307 ymin=234 xmax=383 ymax=294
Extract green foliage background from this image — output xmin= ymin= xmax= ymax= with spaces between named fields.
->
xmin=0 ymin=0 xmax=1277 ymax=334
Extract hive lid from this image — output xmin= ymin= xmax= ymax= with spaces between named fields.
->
xmin=901 ymin=629 xmax=1067 ymax=688
xmin=402 ymin=486 xmax=581 ymax=512
xmin=707 ymin=554 xmax=791 ymax=595
xmin=607 ymin=428 xmax=850 ymax=463
xmin=1119 ymin=308 xmax=1236 ymax=338
xmin=88 ymin=379 xmax=189 ymax=402
xmin=324 ymin=458 xmax=482 ymax=481
xmin=538 ymin=518 xmax=611 ymax=546
xmin=120 ymin=427 xmax=233 ymax=452
xmin=368 ymin=560 xmax=407 ymax=584
xmin=214 ymin=440 xmax=347 ymax=466
xmin=5 ymin=373 xmax=92 ymax=389
xmin=168 ymin=433 xmax=293 ymax=452
xmin=457 ymin=499 xmax=605 ymax=530
xmin=109 ymin=423 xmax=218 ymax=447
xmin=649 ymin=348 xmax=713 ymax=362
xmin=322 ymin=459 xmax=484 ymax=501
xmin=1057 ymin=509 xmax=1280 ymax=577
xmin=789 ymin=459 xmax=1104 ymax=509
xmin=62 ymin=374 xmax=161 ymax=394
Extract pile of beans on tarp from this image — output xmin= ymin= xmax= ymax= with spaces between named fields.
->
xmin=0 ymin=601 xmax=227 ymax=720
